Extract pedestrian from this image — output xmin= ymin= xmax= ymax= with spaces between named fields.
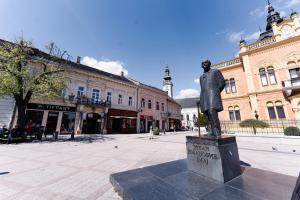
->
xmin=149 ymin=126 xmax=153 ymax=140
xmin=26 ymin=120 xmax=33 ymax=138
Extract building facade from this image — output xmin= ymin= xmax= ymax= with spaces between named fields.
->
xmin=214 ymin=4 xmax=300 ymax=121
xmin=175 ymin=98 xmax=198 ymax=129
xmin=2 ymin=39 xmax=182 ymax=134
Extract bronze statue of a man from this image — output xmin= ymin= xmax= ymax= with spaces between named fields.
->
xmin=199 ymin=59 xmax=225 ymax=136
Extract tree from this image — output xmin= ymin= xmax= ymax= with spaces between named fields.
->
xmin=194 ymin=112 xmax=207 ymax=128
xmin=0 ymin=38 xmax=67 ymax=132
xmin=239 ymin=119 xmax=269 ymax=135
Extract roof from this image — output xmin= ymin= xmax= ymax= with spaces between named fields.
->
xmin=0 ymin=39 xmax=135 ymax=86
xmin=175 ymin=97 xmax=199 ymax=108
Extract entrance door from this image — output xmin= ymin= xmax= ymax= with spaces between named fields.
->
xmin=112 ymin=118 xmax=122 ymax=133
xmin=45 ymin=112 xmax=59 ymax=135
xmin=147 ymin=121 xmax=153 ymax=132
xmin=82 ymin=113 xmax=101 ymax=134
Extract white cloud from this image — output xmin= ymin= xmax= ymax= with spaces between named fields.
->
xmin=245 ymin=31 xmax=261 ymax=41
xmin=286 ymin=0 xmax=300 ymax=8
xmin=175 ymin=89 xmax=200 ymax=99
xmin=82 ymin=56 xmax=128 ymax=76
xmin=194 ymin=78 xmax=200 ymax=84
xmin=226 ymin=31 xmax=245 ymax=43
xmin=250 ymin=7 xmax=266 ymax=18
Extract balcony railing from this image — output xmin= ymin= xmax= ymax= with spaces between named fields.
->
xmin=68 ymin=95 xmax=110 ymax=107
xmin=282 ymin=77 xmax=300 ymax=97
xmin=246 ymin=37 xmax=276 ymax=51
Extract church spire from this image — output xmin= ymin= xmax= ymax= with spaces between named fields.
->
xmin=266 ymin=0 xmax=283 ymax=31
xmin=163 ymin=65 xmax=173 ymax=98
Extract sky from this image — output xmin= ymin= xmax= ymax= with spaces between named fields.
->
xmin=0 ymin=0 xmax=299 ymax=98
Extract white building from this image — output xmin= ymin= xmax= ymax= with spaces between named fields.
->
xmin=175 ymin=97 xmax=199 ymax=129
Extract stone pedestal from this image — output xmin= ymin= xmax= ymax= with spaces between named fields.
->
xmin=186 ymin=135 xmax=241 ymax=183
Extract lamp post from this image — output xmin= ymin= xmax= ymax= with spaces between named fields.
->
xmin=254 ymin=110 xmax=259 ymax=120
xmin=196 ymin=100 xmax=201 ymax=137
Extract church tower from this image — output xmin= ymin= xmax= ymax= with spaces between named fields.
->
xmin=163 ymin=65 xmax=173 ymax=98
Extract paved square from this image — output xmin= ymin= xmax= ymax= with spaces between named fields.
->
xmin=0 ymin=132 xmax=299 ymax=199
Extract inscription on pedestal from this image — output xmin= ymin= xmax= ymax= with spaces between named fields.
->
xmin=187 ymin=144 xmax=219 ymax=166
xmin=186 ymin=136 xmax=241 ymax=183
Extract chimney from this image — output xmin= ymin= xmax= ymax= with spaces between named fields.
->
xmin=121 ymin=71 xmax=124 ymax=77
xmin=76 ymin=56 xmax=81 ymax=64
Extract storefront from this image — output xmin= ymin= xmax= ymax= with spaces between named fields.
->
xmin=169 ymin=118 xmax=181 ymax=131
xmin=139 ymin=115 xmax=154 ymax=133
xmin=26 ymin=103 xmax=76 ymax=135
xmin=107 ymin=109 xmax=137 ymax=134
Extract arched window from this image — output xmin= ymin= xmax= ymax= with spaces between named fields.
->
xmin=259 ymin=68 xmax=268 ymax=86
xmin=275 ymin=101 xmax=286 ymax=119
xmin=186 ymin=114 xmax=190 ymax=121
xmin=118 ymin=94 xmax=123 ymax=104
xmin=267 ymin=67 xmax=277 ymax=85
xmin=267 ymin=102 xmax=276 ymax=119
xmin=225 ymin=80 xmax=230 ymax=94
xmin=228 ymin=107 xmax=235 ymax=121
xmin=234 ymin=106 xmax=241 ymax=121
xmin=230 ymin=79 xmax=237 ymax=93
xmin=148 ymin=100 xmax=152 ymax=109
xmin=141 ymin=98 xmax=145 ymax=108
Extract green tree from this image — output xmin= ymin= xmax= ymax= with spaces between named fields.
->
xmin=239 ymin=119 xmax=269 ymax=135
xmin=0 ymin=38 xmax=67 ymax=132
xmin=194 ymin=112 xmax=207 ymax=128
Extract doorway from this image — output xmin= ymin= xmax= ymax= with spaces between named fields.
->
xmin=45 ymin=111 xmax=59 ymax=135
xmin=82 ymin=113 xmax=101 ymax=134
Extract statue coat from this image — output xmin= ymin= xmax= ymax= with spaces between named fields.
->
xmin=199 ymin=68 xmax=225 ymax=113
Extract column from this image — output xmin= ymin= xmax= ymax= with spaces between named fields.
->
xmin=42 ymin=111 xmax=48 ymax=127
xmin=56 ymin=112 xmax=63 ymax=133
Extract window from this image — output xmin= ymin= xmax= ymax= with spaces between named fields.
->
xmin=161 ymin=103 xmax=165 ymax=111
xmin=225 ymin=80 xmax=231 ymax=94
xmin=267 ymin=67 xmax=277 ymax=85
xmin=228 ymin=107 xmax=235 ymax=121
xmin=234 ymin=106 xmax=241 ymax=121
xmin=230 ymin=79 xmax=236 ymax=93
xmin=186 ymin=114 xmax=190 ymax=121
xmin=289 ymin=68 xmax=300 ymax=79
xmin=225 ymin=79 xmax=237 ymax=94
xmin=107 ymin=92 xmax=112 ymax=104
xmin=148 ymin=100 xmax=152 ymax=109
xmin=228 ymin=106 xmax=241 ymax=121
xmin=141 ymin=98 xmax=145 ymax=108
xmin=128 ymin=96 xmax=133 ymax=106
xmin=267 ymin=102 xmax=277 ymax=119
xmin=193 ymin=114 xmax=197 ymax=122
xmin=156 ymin=102 xmax=160 ymax=110
xmin=267 ymin=101 xmax=286 ymax=119
xmin=118 ymin=94 xmax=122 ymax=104
xmin=259 ymin=68 xmax=268 ymax=86
xmin=275 ymin=101 xmax=286 ymax=119
xmin=92 ymin=89 xmax=100 ymax=103
xmin=77 ymin=86 xmax=85 ymax=97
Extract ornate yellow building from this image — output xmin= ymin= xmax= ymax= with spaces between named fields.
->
xmin=215 ymin=3 xmax=300 ymax=121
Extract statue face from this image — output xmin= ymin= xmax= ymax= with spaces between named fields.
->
xmin=201 ymin=60 xmax=211 ymax=71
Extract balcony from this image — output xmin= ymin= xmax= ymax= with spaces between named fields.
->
xmin=68 ymin=95 xmax=110 ymax=107
xmin=282 ymin=77 xmax=300 ymax=97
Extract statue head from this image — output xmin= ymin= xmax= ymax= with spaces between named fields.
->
xmin=201 ymin=59 xmax=211 ymax=72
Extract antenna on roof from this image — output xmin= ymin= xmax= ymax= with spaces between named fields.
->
xmin=259 ymin=26 xmax=262 ymax=33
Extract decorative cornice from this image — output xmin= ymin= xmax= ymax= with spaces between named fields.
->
xmin=212 ymin=58 xmax=242 ymax=69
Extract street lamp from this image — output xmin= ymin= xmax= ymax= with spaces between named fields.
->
xmin=254 ymin=110 xmax=259 ymax=120
xmin=196 ymin=100 xmax=201 ymax=137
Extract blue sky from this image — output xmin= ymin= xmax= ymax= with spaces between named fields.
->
xmin=0 ymin=0 xmax=299 ymax=98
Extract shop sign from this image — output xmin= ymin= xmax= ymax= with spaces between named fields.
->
xmin=27 ymin=103 xmax=76 ymax=112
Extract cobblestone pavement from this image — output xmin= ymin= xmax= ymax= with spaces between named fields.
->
xmin=0 ymin=132 xmax=299 ymax=199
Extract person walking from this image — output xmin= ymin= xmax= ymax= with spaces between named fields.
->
xmin=149 ymin=126 xmax=154 ymax=140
